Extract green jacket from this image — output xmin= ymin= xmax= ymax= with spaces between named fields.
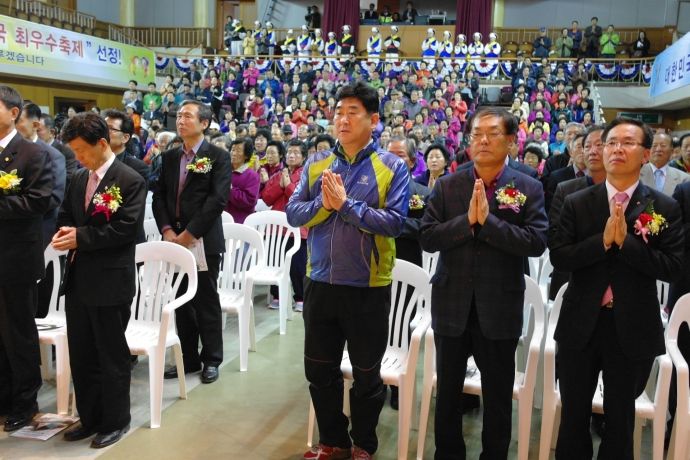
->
xmin=143 ymin=93 xmax=162 ymax=110
xmin=600 ymin=33 xmax=619 ymax=55
xmin=555 ymin=36 xmax=573 ymax=57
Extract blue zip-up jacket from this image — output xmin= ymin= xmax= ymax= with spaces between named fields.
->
xmin=286 ymin=141 xmax=409 ymax=287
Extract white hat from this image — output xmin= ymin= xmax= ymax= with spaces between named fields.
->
xmin=391 ymin=26 xmax=399 ymax=33
xmin=427 ymin=28 xmax=436 ymax=35
xmin=287 ymin=29 xmax=294 ymax=34
xmin=343 ymin=25 xmax=351 ymax=31
xmin=301 ymin=25 xmax=309 ymax=31
xmin=232 ymin=19 xmax=238 ymax=25
xmin=328 ymin=31 xmax=336 ymax=37
xmin=255 ymin=21 xmax=261 ymax=27
xmin=372 ymin=27 xmax=379 ymax=33
xmin=489 ymin=32 xmax=497 ymax=40
xmin=457 ymin=34 xmax=466 ymax=42
xmin=210 ymin=122 xmax=221 ymax=130
xmin=443 ymin=30 xmax=451 ymax=37
xmin=266 ymin=22 xmax=273 ymax=28
xmin=315 ymin=29 xmax=322 ymax=36
xmin=473 ymin=32 xmax=482 ymax=40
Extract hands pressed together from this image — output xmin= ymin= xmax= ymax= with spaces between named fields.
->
xmin=280 ymin=168 xmax=291 ymax=189
xmin=163 ymin=229 xmax=196 ymax=248
xmin=603 ymin=203 xmax=627 ymax=249
xmin=321 ymin=169 xmax=347 ymax=211
xmin=51 ymin=227 xmax=78 ymax=251
xmin=468 ymin=179 xmax=490 ymax=228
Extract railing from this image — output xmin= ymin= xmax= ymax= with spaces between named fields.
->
xmin=14 ymin=0 xmax=95 ymax=29
xmin=113 ymin=26 xmax=211 ymax=48
xmin=590 ymin=82 xmax=606 ymax=125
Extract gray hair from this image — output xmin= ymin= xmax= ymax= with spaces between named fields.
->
xmin=386 ymin=135 xmax=417 ymax=162
xmin=565 ymin=121 xmax=585 ymax=134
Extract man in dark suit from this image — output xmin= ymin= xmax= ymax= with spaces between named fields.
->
xmin=0 ymin=86 xmax=54 ymax=431
xmin=102 ymin=109 xmax=150 ymax=189
xmin=153 ymin=100 xmax=232 ymax=384
xmin=545 ymin=133 xmax=586 ymax=213
xmin=53 ymin=112 xmax=146 ymax=448
xmin=418 ymin=107 xmax=548 ymax=459
xmin=551 ymin=117 xmax=684 ymax=459
xmin=38 ymin=113 xmax=78 ymax=185
xmin=141 ymin=100 xmax=163 ymax=130
xmin=363 ymin=3 xmax=379 ymax=20
xmin=584 ymin=17 xmax=603 ymax=58
xmin=542 ymin=122 xmax=585 ymax=178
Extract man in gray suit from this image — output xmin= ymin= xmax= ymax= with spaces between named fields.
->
xmin=639 ymin=132 xmax=690 ymax=197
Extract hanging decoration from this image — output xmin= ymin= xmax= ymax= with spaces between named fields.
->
xmin=474 ymin=60 xmax=498 ymax=78
xmin=593 ymin=63 xmax=620 ymax=80
xmin=642 ymin=62 xmax=653 ymax=85
xmin=155 ymin=55 xmax=170 ymax=71
xmin=173 ymin=58 xmax=193 ymax=72
xmin=619 ymin=63 xmax=640 ymax=82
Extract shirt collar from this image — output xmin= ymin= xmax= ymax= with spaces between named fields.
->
xmin=94 ymin=153 xmax=116 ymax=180
xmin=472 ymin=164 xmax=507 ymax=186
xmin=0 ymin=129 xmax=17 ymax=149
xmin=336 ymin=139 xmax=376 ymax=163
xmin=605 ymin=179 xmax=638 ymax=203
xmin=234 ymin=163 xmax=249 ymax=174
xmin=650 ymin=163 xmax=668 ymax=175
xmin=183 ymin=137 xmax=204 ymax=156
xmin=572 ymin=164 xmax=587 ymax=176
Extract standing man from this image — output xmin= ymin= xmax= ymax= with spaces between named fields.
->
xmin=551 ymin=117 xmax=684 ymax=459
xmin=418 ymin=106 xmax=547 ymax=459
xmin=153 ymin=100 xmax=231 ymax=384
xmin=0 ymin=85 xmax=54 ymax=431
xmin=584 ymin=17 xmax=603 ymax=59
xmin=639 ymin=132 xmax=690 ymax=197
xmin=38 ymin=113 xmax=77 ymax=185
xmin=53 ymin=112 xmax=146 ymax=447
xmin=102 ymin=109 xmax=150 ymax=190
xmin=545 ymin=133 xmax=587 ymax=213
xmin=286 ymin=82 xmax=409 ymax=460
xmin=569 ymin=21 xmax=582 ymax=59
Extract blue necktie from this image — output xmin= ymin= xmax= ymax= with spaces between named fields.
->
xmin=654 ymin=169 xmax=664 ymax=192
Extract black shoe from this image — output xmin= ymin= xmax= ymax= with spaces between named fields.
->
xmin=64 ymin=424 xmax=99 ymax=441
xmin=390 ymin=386 xmax=399 ymax=410
xmin=3 ymin=403 xmax=39 ymax=432
xmin=201 ymin=365 xmax=219 ymax=383
xmin=90 ymin=424 xmax=130 ymax=449
xmin=164 ymin=365 xmax=202 ymax=379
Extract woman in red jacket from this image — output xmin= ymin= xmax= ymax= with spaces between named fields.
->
xmin=260 ymin=139 xmax=308 ymax=312
xmin=291 ymin=101 xmax=309 ymax=127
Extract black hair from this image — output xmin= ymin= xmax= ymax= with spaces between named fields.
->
xmin=40 ymin=113 xmax=55 ymax=131
xmin=0 ymin=85 xmax=23 ymax=123
xmin=467 ymin=106 xmax=518 ymax=136
xmin=266 ymin=140 xmax=285 ymax=158
xmin=591 ymin=17 xmax=598 ymax=21
xmin=61 ymin=112 xmax=110 ymax=146
xmin=254 ymin=128 xmax=271 ymax=141
xmin=602 ymin=116 xmax=654 ymax=149
xmin=286 ymin=138 xmax=308 ymax=159
xmin=179 ymin=100 xmax=213 ymax=128
xmin=168 ymin=135 xmax=184 ymax=147
xmin=231 ymin=137 xmax=255 ymax=162
xmin=679 ymin=133 xmax=690 ymax=147
xmin=148 ymin=82 xmax=156 ymax=87
xmin=129 ymin=79 xmax=138 ymax=86
xmin=583 ymin=126 xmax=605 ymax=148
xmin=424 ymin=143 xmax=451 ymax=164
xmin=571 ymin=132 xmax=586 ymax=147
xmin=523 ymin=144 xmax=543 ymax=161
xmin=314 ymin=134 xmax=335 ymax=149
xmin=335 ymin=82 xmax=379 ymax=116
xmin=22 ymin=102 xmax=41 ymax=121
xmin=102 ymin=108 xmax=134 ymax=137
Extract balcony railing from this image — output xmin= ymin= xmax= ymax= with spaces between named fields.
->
xmin=13 ymin=0 xmax=94 ymax=29
xmin=110 ymin=26 xmax=210 ymax=48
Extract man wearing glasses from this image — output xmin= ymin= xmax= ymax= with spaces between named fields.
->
xmin=550 ymin=116 xmax=684 ymax=458
xmin=418 ymin=106 xmax=548 ymax=459
xmin=103 ymin=109 xmax=150 ymax=191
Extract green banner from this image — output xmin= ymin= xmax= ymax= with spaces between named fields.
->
xmin=0 ymin=15 xmax=155 ymax=87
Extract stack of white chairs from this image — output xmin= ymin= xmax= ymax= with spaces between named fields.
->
xmin=666 ymin=294 xmax=690 ymax=460
xmin=307 ymin=260 xmax=432 ymax=459
xmin=125 ymin=241 xmax=198 ymax=428
xmin=539 ymin=284 xmax=672 ymax=460
xmin=36 ymin=245 xmax=71 ymax=415
xmin=417 ymin=275 xmax=544 ymax=460
xmin=244 ymin=211 xmax=301 ymax=335
xmin=143 ymin=218 xmax=162 ymax=242
xmin=218 ymin=223 xmax=265 ymax=371
xmin=422 ymin=251 xmax=439 ymax=278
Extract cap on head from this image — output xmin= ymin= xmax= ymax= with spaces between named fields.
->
xmin=210 ymin=122 xmax=221 ymax=130
xmin=372 ymin=27 xmax=379 ymax=33
xmin=302 ymin=25 xmax=309 ymax=31
xmin=427 ymin=28 xmax=436 ymax=35
xmin=343 ymin=25 xmax=351 ymax=31
xmin=266 ymin=22 xmax=273 ymax=28
xmin=489 ymin=32 xmax=497 ymax=40
xmin=287 ymin=29 xmax=294 ymax=34
xmin=391 ymin=26 xmax=398 ymax=33
xmin=473 ymin=32 xmax=482 ymax=40
xmin=457 ymin=34 xmax=466 ymax=42
xmin=328 ymin=31 xmax=336 ymax=37
xmin=255 ymin=21 xmax=261 ymax=27
xmin=315 ymin=29 xmax=322 ymax=35
xmin=540 ymin=27 xmax=546 ymax=32
xmin=443 ymin=31 xmax=451 ymax=38
xmin=282 ymin=125 xmax=293 ymax=134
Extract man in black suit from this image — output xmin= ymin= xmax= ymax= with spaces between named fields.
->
xmin=418 ymin=107 xmax=548 ymax=459
xmin=153 ymin=100 xmax=232 ymax=384
xmin=545 ymin=133 xmax=586 ymax=213
xmin=551 ymin=117 xmax=684 ymax=459
xmin=542 ymin=122 xmax=585 ymax=178
xmin=38 ymin=113 xmax=78 ymax=185
xmin=363 ymin=3 xmax=379 ymax=20
xmin=102 ymin=109 xmax=150 ymax=190
xmin=141 ymin=100 xmax=163 ymax=130
xmin=0 ymin=85 xmax=54 ymax=431
xmin=584 ymin=17 xmax=603 ymax=58
xmin=54 ymin=112 xmax=146 ymax=448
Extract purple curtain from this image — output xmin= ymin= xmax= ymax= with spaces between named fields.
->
xmin=455 ymin=0 xmax=492 ymax=43
xmin=323 ymin=0 xmax=360 ymax=53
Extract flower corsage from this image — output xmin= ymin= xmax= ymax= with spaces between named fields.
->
xmin=495 ymin=179 xmax=527 ymax=213
xmin=187 ymin=155 xmax=213 ymax=173
xmin=92 ymin=185 xmax=123 ymax=221
xmin=633 ymin=200 xmax=667 ymax=243
xmin=409 ymin=194 xmax=425 ymax=210
xmin=0 ymin=169 xmax=22 ymax=194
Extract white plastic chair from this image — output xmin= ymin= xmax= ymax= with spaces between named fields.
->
xmin=146 ymin=191 xmax=153 ymax=204
xmin=243 ymin=211 xmax=300 ymax=335
xmin=307 ymin=260 xmax=432 ymax=459
xmin=125 ymin=241 xmax=198 ymax=428
xmin=218 ymin=223 xmax=265 ymax=372
xmin=143 ymin=219 xmax=162 ymax=242
xmin=144 ymin=203 xmax=154 ymax=220
xmin=422 ymin=251 xmax=439 ymax=277
xmin=665 ymin=293 xmax=690 ymax=460
xmin=538 ymin=255 xmax=553 ymax=307
xmin=528 ymin=257 xmax=540 ymax=282
xmin=221 ymin=211 xmax=234 ymax=224
xmin=36 ymin=245 xmax=71 ymax=415
xmin=417 ymin=275 xmax=544 ymax=460
xmin=539 ymin=283 xmax=671 ymax=460
xmin=255 ymin=198 xmax=271 ymax=212
xmin=658 ymin=280 xmax=670 ymax=327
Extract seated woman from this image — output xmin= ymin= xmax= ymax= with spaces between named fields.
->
xmin=291 ymin=101 xmax=310 ymax=127
xmin=226 ymin=137 xmax=260 ymax=224
xmin=528 ymin=126 xmax=549 ymax=160
xmin=529 ymin=81 xmax=552 ymax=103
xmin=528 ymin=100 xmax=551 ymax=125
xmin=414 ymin=143 xmax=450 ymax=188
xmin=522 ymin=143 xmax=545 ymax=177
xmin=260 ymin=139 xmax=308 ymax=312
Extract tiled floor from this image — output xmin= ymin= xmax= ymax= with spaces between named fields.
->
xmin=0 ymin=288 xmax=657 ymax=459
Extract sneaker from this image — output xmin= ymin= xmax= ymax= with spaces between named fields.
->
xmin=302 ymin=444 xmax=351 ymax=460
xmin=268 ymin=299 xmax=279 ymax=309
xmin=352 ymin=446 xmax=372 ymax=460
xmin=295 ymin=301 xmax=304 ymax=312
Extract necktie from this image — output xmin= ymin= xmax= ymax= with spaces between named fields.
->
xmin=654 ymin=169 xmax=664 ymax=192
xmin=84 ymin=171 xmax=99 ymax=211
xmin=576 ymin=170 xmax=585 ymax=178
xmin=602 ymin=192 xmax=629 ymax=306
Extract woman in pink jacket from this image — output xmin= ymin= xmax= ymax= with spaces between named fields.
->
xmin=242 ymin=60 xmax=260 ymax=91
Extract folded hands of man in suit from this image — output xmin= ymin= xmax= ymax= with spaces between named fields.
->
xmin=603 ymin=202 xmax=627 ymax=248
xmin=468 ymin=179 xmax=490 ymax=228
xmin=162 ymin=227 xmax=195 ymax=248
xmin=52 ymin=226 xmax=77 ymax=250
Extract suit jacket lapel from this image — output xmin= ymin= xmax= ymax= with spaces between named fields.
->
xmin=664 ymin=170 xmax=679 ymax=196
xmin=181 ymin=140 xmax=208 ymax=194
xmin=0 ymin=133 xmax=21 ymax=171
xmin=587 ymin=183 xmax=611 ymax=230
xmin=81 ymin=162 xmax=118 ymax=226
xmin=488 ymin=167 xmax=517 ymax=214
xmin=455 ymin=168 xmax=474 ymax=213
xmin=625 ymin=184 xmax=652 ymax=228
xmin=172 ymin=145 xmax=183 ymax=199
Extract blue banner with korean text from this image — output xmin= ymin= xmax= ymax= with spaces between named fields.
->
xmin=649 ymin=32 xmax=690 ymax=98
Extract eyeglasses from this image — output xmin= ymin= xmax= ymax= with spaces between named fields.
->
xmin=469 ymin=132 xmax=505 ymax=141
xmin=603 ymin=140 xmax=644 ymax=150
xmin=108 ymin=127 xmax=122 ymax=133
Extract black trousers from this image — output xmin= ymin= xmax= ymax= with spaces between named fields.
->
xmin=586 ymin=43 xmax=599 ymax=58
xmin=175 ymin=254 xmax=223 ymax=369
xmin=65 ymin=275 xmax=132 ymax=432
xmin=0 ymin=283 xmax=42 ymax=414
xmin=556 ymin=308 xmax=655 ymax=460
xmin=303 ymin=278 xmax=391 ymax=455
xmin=270 ymin=237 xmax=308 ymax=302
xmin=434 ymin=303 xmax=518 ymax=460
